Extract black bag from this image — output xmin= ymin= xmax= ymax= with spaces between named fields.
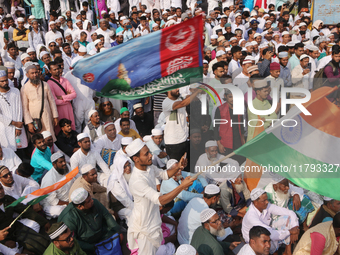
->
xmin=30 ymin=81 xmax=44 ymax=134
xmin=15 ymin=225 xmax=50 ymax=255
xmin=49 ymin=78 xmax=73 ymax=106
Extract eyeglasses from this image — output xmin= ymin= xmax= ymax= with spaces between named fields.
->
xmin=57 ymin=231 xmax=74 ymax=243
xmin=0 ymin=172 xmax=12 ymax=179
xmin=103 ymin=103 xmax=110 ymax=107
xmin=209 ymin=218 xmax=221 ymax=224
xmin=50 ymin=44 xmax=57 ymax=47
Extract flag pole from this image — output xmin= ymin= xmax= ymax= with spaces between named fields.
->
xmin=9 ymin=204 xmax=32 ymax=227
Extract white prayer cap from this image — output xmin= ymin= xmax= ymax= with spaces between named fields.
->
xmin=120 ymin=16 xmax=127 ymax=21
xmin=300 ymin=54 xmax=309 ymax=60
xmin=272 ymin=174 xmax=285 ymax=184
xmin=117 ymin=31 xmax=123 ymax=36
xmin=29 ymin=15 xmax=35 ymax=19
xmin=40 ymin=51 xmax=50 ymax=59
xmin=167 ymin=159 xmax=178 ymax=169
xmin=49 ymin=21 xmax=56 ymax=26
xmin=54 ymin=34 xmax=63 ymax=40
xmin=245 ymin=55 xmax=255 ymax=61
xmin=143 ymin=135 xmax=152 ymax=142
xmin=17 ymin=17 xmax=25 ymax=22
xmin=77 ymin=133 xmax=89 ymax=141
xmin=241 ymin=47 xmax=247 ymax=52
xmin=203 ymin=60 xmax=208 ymax=64
xmin=48 ymin=40 xmax=57 ymax=46
xmin=278 ymin=51 xmax=288 ymax=58
xmin=254 ymin=80 xmax=268 ymax=89
xmin=145 ymin=9 xmax=151 ymax=13
xmin=200 ymin=208 xmax=216 ymax=223
xmin=103 ymin=122 xmax=114 ymax=129
xmin=250 ymin=10 xmax=257 ymax=17
xmin=80 ymin=164 xmax=95 ymax=174
xmin=225 ymin=47 xmax=231 ymax=52
xmin=259 ymin=44 xmax=268 ymax=49
xmin=121 ymin=137 xmax=133 ymax=145
xmin=216 ymin=50 xmax=225 ymax=57
xmin=58 ymin=16 xmax=64 ymax=20
xmin=94 ymin=39 xmax=101 ymax=46
xmin=211 ymin=35 xmax=218 ymax=39
xmin=229 ymin=37 xmax=237 ymax=41
xmin=109 ymin=10 xmax=115 ymax=14
xmin=151 ymin=128 xmax=163 ymax=136
xmin=101 ymin=10 xmax=107 ymax=14
xmin=26 ymin=47 xmax=35 ymax=53
xmin=162 ymin=11 xmax=168 ymax=15
xmin=133 ymin=103 xmax=143 ymax=110
xmin=64 ymin=31 xmax=72 ymax=37
xmin=251 ymin=41 xmax=258 ymax=46
xmin=51 ymin=152 xmax=64 ymax=163
xmin=245 ymin=42 xmax=252 ymax=47
xmin=323 ymin=196 xmax=333 ymax=201
xmin=263 ymin=14 xmax=269 ymax=18
xmin=123 ymin=19 xmax=130 ymax=25
xmin=205 ymin=140 xmax=218 ymax=148
xmin=175 ymin=244 xmax=197 ymax=255
xmin=88 ymin=109 xmax=97 ymax=118
xmin=125 ymin=138 xmax=145 ymax=157
xmin=204 ymin=184 xmax=220 ymax=195
xmin=220 ymin=15 xmax=228 ymax=19
xmin=254 ymin=33 xmax=261 ymax=38
xmin=152 ymin=23 xmax=159 ymax=28
xmin=4 ymin=62 xmax=15 ymax=69
xmin=281 ymin=31 xmax=289 ymax=36
xmin=308 ymin=45 xmax=319 ymax=52
xmin=76 ymin=19 xmax=82 ymax=24
xmin=266 ymin=20 xmax=272 ymax=24
xmin=235 ymin=13 xmax=241 ymax=18
xmin=251 ymin=188 xmax=266 ymax=201
xmin=78 ymin=46 xmax=87 ymax=53
xmin=20 ymin=53 xmax=30 ymax=61
xmin=299 ymin=22 xmax=307 ymax=27
xmin=70 ymin=188 xmax=89 ymax=204
xmin=42 ymin=131 xmax=52 ymax=139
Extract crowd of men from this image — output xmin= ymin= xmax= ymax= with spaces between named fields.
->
xmin=0 ymin=0 xmax=340 ymax=254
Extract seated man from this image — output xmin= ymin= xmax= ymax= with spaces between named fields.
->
xmin=15 ymin=162 xmax=35 ymax=180
xmin=41 ymin=152 xmax=75 ymax=219
xmin=190 ymin=208 xmax=239 ymax=255
xmin=309 ymin=196 xmax=340 ymax=228
xmin=146 ymin=128 xmax=168 ymax=169
xmin=219 ymin=174 xmax=251 ymax=221
xmin=41 ymin=131 xmax=61 ymax=154
xmin=178 ymin=184 xmax=223 ymax=245
xmin=107 ymin=158 xmax=133 ymax=224
xmin=83 ymin=110 xmax=104 ymax=142
xmin=44 ymin=222 xmax=86 ymax=255
xmin=94 ymin=121 xmax=122 ymax=154
xmin=114 ymin=107 xmax=139 ymax=134
xmin=56 ymin=118 xmax=79 ymax=158
xmin=113 ymin=137 xmax=133 ymax=166
xmin=242 ymin=188 xmax=300 ymax=254
xmin=238 ymin=226 xmax=271 ymax=255
xmin=264 ymin=175 xmax=313 ymax=225
xmin=0 ymin=183 xmax=50 ymax=255
xmin=195 ymin=140 xmax=240 ymax=185
xmin=118 ymin=118 xmax=141 ymax=140
xmin=294 ymin=212 xmax=340 ymax=255
xmin=0 ymin=146 xmax=22 ymax=173
xmin=30 ymin=133 xmax=53 ymax=183
xmin=69 ymin=164 xmax=111 ymax=214
xmin=161 ymin=159 xmax=207 ymax=218
xmin=58 ymin=188 xmax=122 ymax=254
xmin=70 ymin=133 xmax=111 ymax=186
xmin=131 ymin=103 xmax=154 ymax=137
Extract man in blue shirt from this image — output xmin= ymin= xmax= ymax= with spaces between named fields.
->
xmin=30 ymin=133 xmax=53 ymax=183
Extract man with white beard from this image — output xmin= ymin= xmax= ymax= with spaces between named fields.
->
xmin=190 ymin=208 xmax=240 ymax=254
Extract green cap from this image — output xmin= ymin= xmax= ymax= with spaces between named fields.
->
xmin=120 ymin=107 xmax=129 ymax=114
xmin=225 ymin=23 xmax=231 ymax=28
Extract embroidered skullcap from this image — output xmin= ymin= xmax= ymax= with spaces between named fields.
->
xmin=121 ymin=137 xmax=133 ymax=145
xmin=125 ymin=138 xmax=145 ymax=157
xmin=88 ymin=109 xmax=97 ymax=118
xmin=229 ymin=37 xmax=237 ymax=41
xmin=175 ymin=244 xmax=197 ymax=255
xmin=272 ymin=174 xmax=285 ymax=184
xmin=70 ymin=188 xmax=88 ymax=204
xmin=103 ymin=122 xmax=114 ymax=129
xmin=204 ymin=184 xmax=220 ymax=195
xmin=77 ymin=133 xmax=89 ymax=141
xmin=17 ymin=17 xmax=24 ymax=22
xmin=51 ymin=152 xmax=64 ymax=163
xmin=217 ymin=36 xmax=225 ymax=42
xmin=133 ymin=103 xmax=143 ymax=110
xmin=40 ymin=51 xmax=50 ymax=59
xmin=29 ymin=15 xmax=35 ymax=19
xmin=151 ymin=129 xmax=163 ymax=136
xmin=80 ymin=164 xmax=95 ymax=174
xmin=4 ymin=62 xmax=15 ymax=69
xmin=205 ymin=140 xmax=218 ymax=148
xmin=0 ymin=165 xmax=8 ymax=174
xmin=251 ymin=41 xmax=258 ymax=46
xmin=254 ymin=80 xmax=268 ymax=89
xmin=200 ymin=208 xmax=217 ymax=223
xmin=47 ymin=222 xmax=68 ymax=240
xmin=270 ymin=62 xmax=280 ymax=70
xmin=247 ymin=65 xmax=258 ymax=73
xmin=167 ymin=159 xmax=178 ymax=169
xmin=20 ymin=53 xmax=30 ymax=61
xmin=251 ymin=188 xmax=266 ymax=201
xmin=254 ymin=33 xmax=261 ymax=38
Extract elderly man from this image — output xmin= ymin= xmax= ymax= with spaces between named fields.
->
xmin=242 ymin=188 xmax=300 ymax=254
xmin=294 ymin=213 xmax=340 ymax=255
xmin=94 ymin=122 xmax=122 ymax=153
xmin=131 ymin=103 xmax=153 ymax=137
xmin=126 ymin=138 xmax=195 ymax=255
xmin=0 ymin=146 xmax=22 ymax=173
xmin=21 ymin=64 xmax=59 ymax=140
xmin=146 ymin=128 xmax=168 ymax=169
xmin=195 ymin=141 xmax=240 ymax=185
xmin=70 ymin=133 xmax=111 ymax=186
xmin=309 ymin=197 xmax=340 ymax=228
xmin=40 ymin=152 xmax=74 ymax=219
xmin=44 ymin=222 xmax=86 ymax=255
xmin=95 ymin=19 xmax=111 ymax=48
xmin=58 ymin=188 xmax=122 ymax=254
xmin=83 ymin=110 xmax=104 ymax=142
xmin=113 ymin=137 xmax=133 ymax=166
xmin=45 ymin=21 xmax=63 ymax=45
xmin=238 ymin=226 xmax=271 ymax=255
xmin=190 ymin=208 xmax=239 ymax=254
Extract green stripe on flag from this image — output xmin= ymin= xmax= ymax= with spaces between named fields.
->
xmin=6 ymin=195 xmax=48 ymax=208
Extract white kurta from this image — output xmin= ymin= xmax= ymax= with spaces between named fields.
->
xmin=94 ymin=134 xmax=122 ymax=153
xmin=83 ymin=124 xmax=105 ymax=142
xmin=2 ymin=173 xmax=39 ymax=199
xmin=127 ymin=165 xmax=169 ymax=255
xmin=0 ymin=148 xmax=22 ymax=173
xmin=0 ymin=87 xmax=28 ymax=151
xmin=107 ymin=0 xmax=121 ymax=16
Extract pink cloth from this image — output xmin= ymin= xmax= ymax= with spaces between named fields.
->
xmin=47 ymin=77 xmax=77 ymax=135
xmin=310 ymin=232 xmax=326 ymax=255
xmin=96 ymin=0 xmax=108 ymax=19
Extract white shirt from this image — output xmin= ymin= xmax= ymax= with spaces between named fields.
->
xmin=316 ymin=55 xmax=332 ymax=71
xmin=234 ymin=72 xmax=249 ymax=94
xmin=177 ymin=197 xmax=209 ymax=244
xmin=212 ymin=24 xmax=226 ymax=36
xmin=28 ymin=29 xmax=45 ymax=50
xmin=265 ymin=75 xmax=284 ymax=100
xmin=242 ymin=203 xmax=299 ymax=243
xmin=94 ymin=134 xmax=122 ymax=153
xmin=95 ymin=27 xmax=111 ymax=48
xmin=162 ymin=97 xmax=188 ymax=145
xmin=237 ymin=244 xmax=256 ymax=255
xmin=0 ymin=148 xmax=22 ymax=173
xmin=45 ymin=30 xmax=63 ymax=45
xmin=231 ymin=23 xmax=246 ymax=36
xmin=135 ymin=24 xmax=150 ymax=36
xmin=2 ymin=174 xmax=39 ymax=199
xmin=228 ymin=59 xmax=241 ymax=76
xmin=291 ymin=64 xmax=313 ymax=96
xmin=114 ymin=118 xmax=138 ymax=134
xmin=83 ymin=124 xmax=104 ymax=142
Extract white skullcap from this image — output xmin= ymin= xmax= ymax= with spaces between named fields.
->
xmin=254 ymin=80 xmax=268 ymax=89
xmin=51 ymin=152 xmax=64 ymax=163
xmin=64 ymin=31 xmax=72 ymax=37
xmin=245 ymin=55 xmax=255 ymax=61
xmin=272 ymin=174 xmax=285 ymax=184
xmin=123 ymin=19 xmax=130 ymax=25
xmin=152 ymin=23 xmax=159 ymax=28
xmin=175 ymin=244 xmax=197 ymax=255
xmin=88 ymin=109 xmax=97 ymax=118
xmin=278 ymin=51 xmax=288 ymax=58
xmin=121 ymin=137 xmax=133 ymax=145
xmin=254 ymin=33 xmax=261 ymax=38
xmin=299 ymin=22 xmax=307 ymax=27
xmin=167 ymin=159 xmax=178 ymax=169
xmin=40 ymin=51 xmax=50 ymax=59
xmin=162 ymin=11 xmax=168 ymax=15
xmin=145 ymin=9 xmax=151 ymax=13
xmin=48 ymin=223 xmax=68 ymax=240
xmin=78 ymin=46 xmax=87 ymax=53
xmin=109 ymin=10 xmax=115 ymax=14
xmin=101 ymin=10 xmax=107 ymax=14
xmin=151 ymin=128 xmax=163 ymax=136
xmin=251 ymin=188 xmax=266 ymax=201
xmin=323 ymin=196 xmax=333 ymax=201
xmin=200 ymin=208 xmax=216 ymax=223
xmin=300 ymin=54 xmax=309 ymax=60
xmin=235 ymin=13 xmax=241 ymax=18
xmin=20 ymin=53 xmax=30 ymax=61
xmin=251 ymin=41 xmax=258 ymax=46
xmin=49 ymin=21 xmax=55 ymax=26
xmin=281 ymin=31 xmax=289 ymax=36
xmin=229 ymin=37 xmax=237 ymax=41
xmin=104 ymin=122 xmax=114 ymax=129
xmin=120 ymin=16 xmax=127 ymax=21
xmin=94 ymin=39 xmax=101 ymax=46
xmin=29 ymin=15 xmax=35 ymax=19
xmin=204 ymin=184 xmax=220 ymax=195
xmin=220 ymin=15 xmax=228 ymax=19
xmin=80 ymin=164 xmax=95 ymax=174
xmin=216 ymin=50 xmax=225 ymax=57
xmin=241 ymin=47 xmax=247 ymax=52
xmin=203 ymin=60 xmax=209 ymax=64
xmin=245 ymin=42 xmax=252 ymax=47
xmin=117 ymin=31 xmax=123 ymax=36
xmin=205 ymin=140 xmax=218 ymax=148
xmin=54 ymin=34 xmax=63 ymax=40
xmin=76 ymin=19 xmax=82 ymax=24
xmin=17 ymin=17 xmax=25 ymax=22
xmin=70 ymin=188 xmax=88 ymax=204
xmin=4 ymin=62 xmax=15 ymax=69
xmin=125 ymin=138 xmax=145 ymax=157
xmin=133 ymin=103 xmax=143 ymax=110
xmin=26 ymin=47 xmax=35 ymax=53
xmin=225 ymin=47 xmax=231 ymax=52
xmin=309 ymin=45 xmax=319 ymax=52
xmin=42 ymin=131 xmax=52 ymax=139
xmin=77 ymin=133 xmax=89 ymax=141
xmin=266 ymin=20 xmax=272 ymax=24
xmin=55 ymin=19 xmax=61 ymax=23
xmin=143 ymin=135 xmax=152 ymax=142
xmin=48 ymin=40 xmax=57 ymax=46
xmin=211 ymin=35 xmax=218 ymax=40
xmin=58 ymin=16 xmax=64 ymax=20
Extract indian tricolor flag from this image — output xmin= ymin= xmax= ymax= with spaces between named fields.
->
xmin=234 ymin=86 xmax=340 ymax=200
xmin=6 ymin=167 xmax=78 ymax=208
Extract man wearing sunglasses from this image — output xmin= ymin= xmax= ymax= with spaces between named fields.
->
xmin=44 ymin=222 xmax=86 ymax=255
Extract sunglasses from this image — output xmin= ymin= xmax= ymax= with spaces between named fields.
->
xmin=58 ymin=231 xmax=74 ymax=242
xmin=0 ymin=172 xmax=12 ymax=179
xmin=103 ymin=103 xmax=110 ymax=107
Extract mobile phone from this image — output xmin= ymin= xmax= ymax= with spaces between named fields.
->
xmin=307 ymin=63 xmax=311 ymax=70
xmin=4 ymin=31 xmax=8 ymax=41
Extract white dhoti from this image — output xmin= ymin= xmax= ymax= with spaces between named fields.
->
xmin=18 ymin=218 xmax=40 ymax=233
xmin=43 ymin=205 xmax=67 ymax=219
xmin=128 ymin=228 xmax=163 ymax=255
xmin=270 ymin=215 xmax=292 ymax=253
